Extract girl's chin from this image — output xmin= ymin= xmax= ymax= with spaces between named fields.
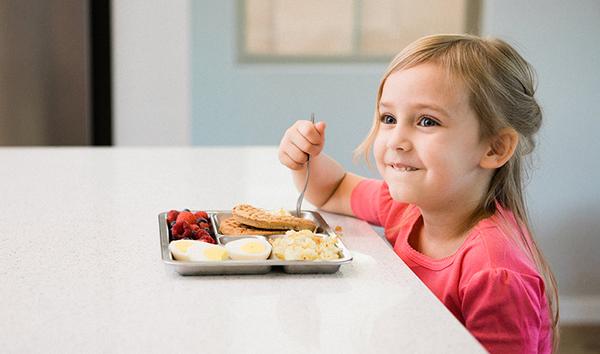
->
xmin=387 ymin=187 xmax=417 ymax=204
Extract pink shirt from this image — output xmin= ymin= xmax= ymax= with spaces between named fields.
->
xmin=351 ymin=179 xmax=551 ymax=354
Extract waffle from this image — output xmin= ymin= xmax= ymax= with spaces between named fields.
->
xmin=219 ymin=217 xmax=285 ymax=236
xmin=232 ymin=204 xmax=317 ymax=231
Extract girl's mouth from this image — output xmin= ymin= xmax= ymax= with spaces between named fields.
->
xmin=390 ymin=162 xmax=419 ymax=172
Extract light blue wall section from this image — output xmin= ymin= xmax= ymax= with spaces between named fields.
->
xmin=191 ymin=0 xmax=387 ymax=178
xmin=482 ymin=0 xmax=600 ymax=298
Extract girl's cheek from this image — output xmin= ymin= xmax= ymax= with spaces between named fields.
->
xmin=372 ymin=136 xmax=388 ymax=176
xmin=373 ymin=136 xmax=385 ymax=161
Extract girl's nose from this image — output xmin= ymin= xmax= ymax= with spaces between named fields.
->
xmin=387 ymin=125 xmax=413 ymax=151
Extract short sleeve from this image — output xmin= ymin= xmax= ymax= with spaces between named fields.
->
xmin=460 ymin=268 xmax=549 ymax=354
xmin=350 ymin=179 xmax=385 ymax=226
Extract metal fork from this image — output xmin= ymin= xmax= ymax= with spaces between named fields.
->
xmin=295 ymin=113 xmax=315 ymax=217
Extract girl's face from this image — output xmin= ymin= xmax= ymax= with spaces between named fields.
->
xmin=373 ymin=62 xmax=491 ymax=210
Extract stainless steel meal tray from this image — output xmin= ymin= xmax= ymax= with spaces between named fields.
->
xmin=159 ymin=210 xmax=353 ymax=275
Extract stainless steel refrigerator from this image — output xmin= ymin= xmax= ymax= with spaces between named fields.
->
xmin=0 ymin=0 xmax=111 ymax=145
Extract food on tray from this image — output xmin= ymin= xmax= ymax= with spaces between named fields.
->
xmin=269 ymin=230 xmax=342 ymax=261
xmin=219 ymin=217 xmax=285 ymax=236
xmin=232 ymin=204 xmax=317 ymax=231
xmin=167 ymin=209 xmax=215 ymax=243
xmin=225 ymin=238 xmax=272 ymax=260
xmin=267 ymin=208 xmax=292 ymax=217
xmin=169 ymin=240 xmax=229 ymax=261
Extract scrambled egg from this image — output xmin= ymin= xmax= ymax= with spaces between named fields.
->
xmin=267 ymin=208 xmax=292 ymax=217
xmin=269 ymin=229 xmax=341 ymax=261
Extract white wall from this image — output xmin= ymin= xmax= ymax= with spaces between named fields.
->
xmin=112 ymin=0 xmax=190 ymax=145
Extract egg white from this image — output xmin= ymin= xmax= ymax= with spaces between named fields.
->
xmin=169 ymin=240 xmax=228 ymax=261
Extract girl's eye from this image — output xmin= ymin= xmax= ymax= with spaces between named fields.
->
xmin=380 ymin=115 xmax=396 ymax=125
xmin=417 ymin=116 xmax=439 ymax=127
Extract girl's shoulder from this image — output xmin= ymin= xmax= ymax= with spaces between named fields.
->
xmin=459 ymin=210 xmax=542 ymax=283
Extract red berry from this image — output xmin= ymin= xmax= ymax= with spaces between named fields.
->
xmin=198 ymin=222 xmax=209 ymax=230
xmin=194 ymin=211 xmax=208 ymax=219
xmin=190 ymin=224 xmax=200 ymax=231
xmin=195 ymin=229 xmax=210 ymax=238
xmin=176 ymin=211 xmax=196 ymax=225
xmin=172 ymin=232 xmax=185 ymax=240
xmin=182 ymin=228 xmax=192 ymax=238
xmin=171 ymin=221 xmax=185 ymax=236
xmin=199 ymin=235 xmax=215 ymax=244
xmin=166 ymin=210 xmax=179 ymax=224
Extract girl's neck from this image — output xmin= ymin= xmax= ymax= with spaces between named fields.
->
xmin=410 ymin=199 xmax=482 ymax=259
xmin=419 ymin=173 xmax=492 ymax=242
xmin=420 ymin=203 xmax=477 ymax=241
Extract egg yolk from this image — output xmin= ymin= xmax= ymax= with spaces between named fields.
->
xmin=174 ymin=240 xmax=194 ymax=253
xmin=241 ymin=241 xmax=265 ymax=254
xmin=202 ymin=247 xmax=228 ymax=260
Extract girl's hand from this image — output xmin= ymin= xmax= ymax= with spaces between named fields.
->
xmin=278 ymin=120 xmax=327 ymax=170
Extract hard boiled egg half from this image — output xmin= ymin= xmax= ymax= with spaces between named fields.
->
xmin=225 ymin=237 xmax=272 ymax=260
xmin=169 ymin=239 xmax=229 ymax=261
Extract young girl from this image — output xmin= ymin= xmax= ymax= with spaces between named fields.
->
xmin=278 ymin=34 xmax=559 ymax=353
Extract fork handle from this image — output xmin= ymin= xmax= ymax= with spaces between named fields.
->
xmin=295 ymin=113 xmax=316 ymax=216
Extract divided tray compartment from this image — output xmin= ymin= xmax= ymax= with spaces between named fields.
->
xmin=211 ymin=210 xmax=328 ymax=237
xmin=159 ymin=210 xmax=352 ymax=275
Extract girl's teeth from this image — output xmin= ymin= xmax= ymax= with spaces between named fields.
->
xmin=393 ymin=165 xmax=417 ymax=172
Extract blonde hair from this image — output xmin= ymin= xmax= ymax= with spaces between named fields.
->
xmin=355 ymin=34 xmax=559 ymax=350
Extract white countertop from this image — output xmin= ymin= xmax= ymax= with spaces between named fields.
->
xmin=0 ymin=147 xmax=485 ymax=353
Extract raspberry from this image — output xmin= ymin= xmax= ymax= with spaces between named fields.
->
xmin=172 ymin=233 xmax=184 ymax=240
xmin=176 ymin=211 xmax=196 ymax=225
xmin=198 ymin=222 xmax=209 ymax=230
xmin=182 ymin=228 xmax=192 ymax=238
xmin=199 ymin=235 xmax=215 ymax=244
xmin=195 ymin=229 xmax=210 ymax=238
xmin=182 ymin=221 xmax=192 ymax=230
xmin=190 ymin=224 xmax=200 ymax=231
xmin=166 ymin=210 xmax=179 ymax=224
xmin=171 ymin=221 xmax=185 ymax=236
xmin=194 ymin=211 xmax=208 ymax=219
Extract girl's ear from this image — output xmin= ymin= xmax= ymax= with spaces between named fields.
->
xmin=480 ymin=128 xmax=519 ymax=169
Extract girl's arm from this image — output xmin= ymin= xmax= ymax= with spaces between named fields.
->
xmin=278 ymin=120 xmax=364 ymax=216
xmin=291 ymin=154 xmax=364 ymax=216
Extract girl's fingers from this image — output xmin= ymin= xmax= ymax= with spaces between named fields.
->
xmin=314 ymin=121 xmax=326 ymax=136
xmin=291 ymin=125 xmax=324 ymax=156
xmin=296 ymin=121 xmax=324 ymax=145
xmin=285 ymin=139 xmax=310 ymax=165
xmin=278 ymin=119 xmax=326 ymax=170
xmin=278 ymin=131 xmax=309 ymax=168
xmin=279 ymin=149 xmax=304 ymax=170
